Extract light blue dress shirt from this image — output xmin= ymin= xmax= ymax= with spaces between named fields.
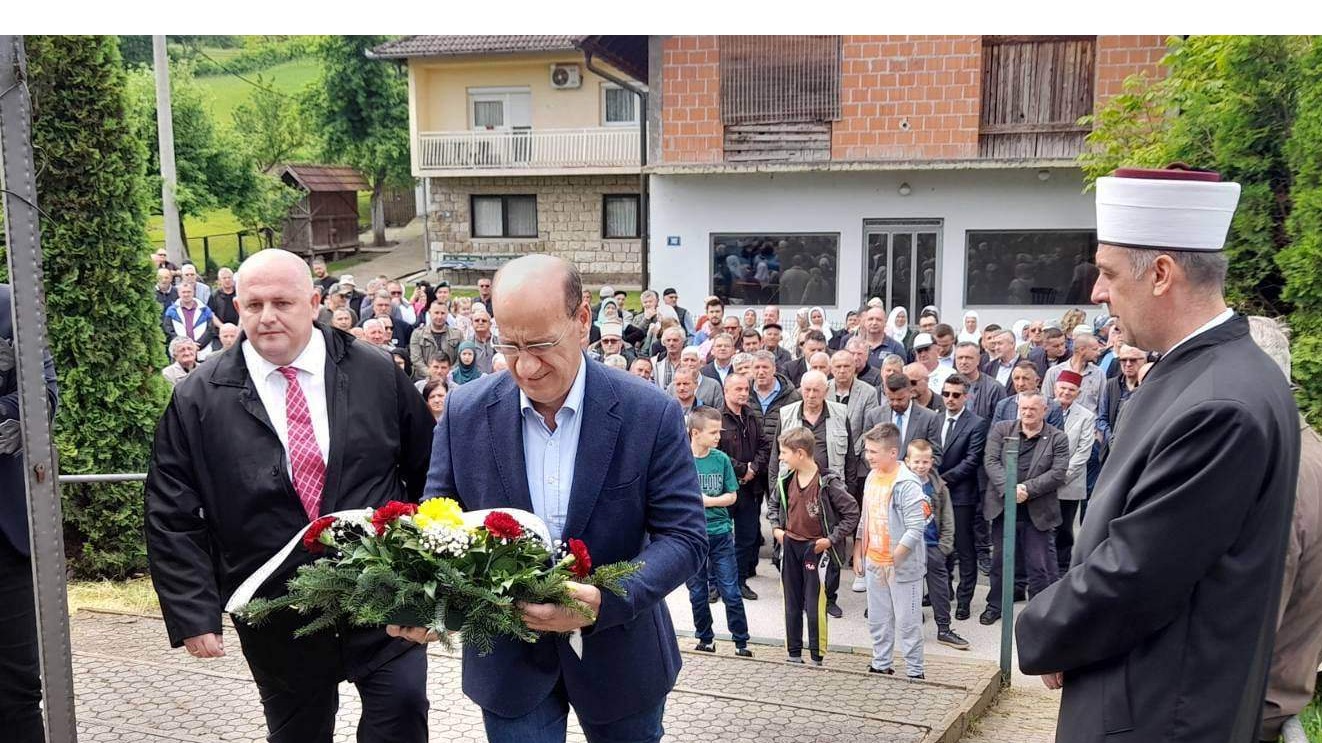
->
xmin=520 ymin=354 xmax=588 ymax=542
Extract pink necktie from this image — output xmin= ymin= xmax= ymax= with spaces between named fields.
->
xmin=278 ymin=366 xmax=325 ymax=520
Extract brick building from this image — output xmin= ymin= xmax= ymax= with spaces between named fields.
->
xmin=645 ymin=35 xmax=1170 ymax=327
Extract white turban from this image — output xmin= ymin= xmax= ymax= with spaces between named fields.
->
xmin=1096 ymin=168 xmax=1240 ymax=252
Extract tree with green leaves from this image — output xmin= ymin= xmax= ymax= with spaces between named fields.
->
xmin=1081 ymin=35 xmax=1322 ymax=422
xmin=17 ymin=35 xmax=172 ymax=577
xmin=232 ymin=74 xmax=310 ymax=173
xmin=305 ymin=35 xmax=411 ymax=247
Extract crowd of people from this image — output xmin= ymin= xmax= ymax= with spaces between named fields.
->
xmin=137 ymin=230 xmax=1322 ymax=739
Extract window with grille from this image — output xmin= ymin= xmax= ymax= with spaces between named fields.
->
xmin=471 ymin=195 xmax=538 ymax=238
xmin=719 ymin=36 xmax=841 ymax=125
xmin=602 ymin=195 xmax=640 ymax=238
xmin=602 ymin=85 xmax=638 ymax=126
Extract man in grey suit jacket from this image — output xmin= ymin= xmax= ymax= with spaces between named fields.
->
xmin=980 ymin=391 xmax=1069 ymax=625
xmin=668 ymin=347 xmax=722 ymax=408
xmin=829 ymin=350 xmax=879 ymax=494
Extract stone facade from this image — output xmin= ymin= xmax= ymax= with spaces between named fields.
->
xmin=426 ymin=174 xmax=642 ymax=286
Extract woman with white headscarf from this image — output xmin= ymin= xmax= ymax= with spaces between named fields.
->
xmin=886 ymin=306 xmax=914 ymax=348
xmin=788 ymin=307 xmax=811 ymax=357
xmin=1012 ymin=318 xmax=1031 ymax=356
xmin=808 ymin=306 xmax=833 ymax=343
xmin=958 ymin=310 xmax=981 ymax=344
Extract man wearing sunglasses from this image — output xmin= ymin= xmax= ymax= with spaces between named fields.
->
xmin=936 ymin=375 xmax=988 ymax=621
xmin=412 ymin=255 xmax=707 ymax=743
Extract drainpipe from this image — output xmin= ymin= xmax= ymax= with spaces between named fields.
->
xmin=583 ymin=50 xmax=649 ymax=291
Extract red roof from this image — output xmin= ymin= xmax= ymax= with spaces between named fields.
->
xmin=278 ymin=164 xmax=370 ymax=193
xmin=370 ymin=36 xmax=584 ymax=60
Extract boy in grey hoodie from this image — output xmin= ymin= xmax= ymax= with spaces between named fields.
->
xmin=854 ymin=423 xmax=929 ymax=679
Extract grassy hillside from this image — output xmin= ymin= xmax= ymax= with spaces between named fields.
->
xmin=199 ymin=56 xmax=321 ymax=125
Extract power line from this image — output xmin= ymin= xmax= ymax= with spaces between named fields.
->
xmin=180 ymin=40 xmax=291 ymax=100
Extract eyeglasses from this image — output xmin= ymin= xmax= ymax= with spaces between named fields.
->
xmin=908 ymin=379 xmax=920 ymax=386
xmin=493 ymin=321 xmax=574 ymax=359
xmin=941 ymin=390 xmax=964 ymax=398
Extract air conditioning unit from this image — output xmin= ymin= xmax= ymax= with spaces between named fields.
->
xmin=550 ymin=64 xmax=582 ymax=90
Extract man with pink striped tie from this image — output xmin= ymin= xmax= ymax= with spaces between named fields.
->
xmin=145 ymin=249 xmax=435 ymax=743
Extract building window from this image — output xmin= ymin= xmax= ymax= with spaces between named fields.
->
xmin=965 ymin=230 xmax=1098 ymax=306
xmin=471 ymin=195 xmax=538 ymax=238
xmin=602 ymin=195 xmax=640 ymax=238
xmin=719 ymin=36 xmax=841 ymax=125
xmin=602 ymin=84 xmax=638 ymax=126
xmin=979 ymin=37 xmax=1096 ymax=158
xmin=467 ymin=87 xmax=531 ymax=130
xmin=711 ymin=233 xmax=839 ymax=307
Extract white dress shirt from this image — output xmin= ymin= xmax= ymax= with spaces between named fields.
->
xmin=942 ymin=407 xmax=965 ymax=447
xmin=521 ymin=354 xmax=588 ymax=542
xmin=242 ymin=330 xmax=331 ymax=481
xmin=1164 ymin=307 xmax=1235 ymax=356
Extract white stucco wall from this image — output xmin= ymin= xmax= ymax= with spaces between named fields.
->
xmin=647 ymin=168 xmax=1102 ymax=330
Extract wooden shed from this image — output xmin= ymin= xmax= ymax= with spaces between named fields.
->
xmin=277 ymin=164 xmax=369 ymax=259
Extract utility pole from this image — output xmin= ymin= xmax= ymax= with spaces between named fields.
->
xmin=153 ymin=35 xmax=186 ymax=266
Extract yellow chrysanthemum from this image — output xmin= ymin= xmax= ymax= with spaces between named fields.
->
xmin=415 ymin=497 xmax=464 ymax=530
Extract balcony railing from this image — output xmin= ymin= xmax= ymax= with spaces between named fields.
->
xmin=418 ymin=127 xmax=640 ymax=171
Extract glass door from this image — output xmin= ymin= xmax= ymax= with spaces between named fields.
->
xmin=863 ymin=219 xmax=942 ymax=312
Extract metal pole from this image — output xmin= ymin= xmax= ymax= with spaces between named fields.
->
xmin=0 ymin=35 xmax=79 ymax=743
xmin=57 ymin=473 xmax=146 ymax=484
xmin=999 ymin=435 xmax=1020 ymax=686
xmin=153 ymin=35 xmax=186 ymax=266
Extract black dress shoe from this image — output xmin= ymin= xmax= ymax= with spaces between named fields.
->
xmin=1014 ymin=588 xmax=1028 ymax=602
xmin=734 ymin=647 xmax=753 ymax=658
xmin=979 ymin=609 xmax=1000 ymax=626
xmin=868 ymin=666 xmax=895 ymax=675
xmin=740 ymin=583 xmax=758 ymax=601
xmin=955 ymin=605 xmax=971 ymax=621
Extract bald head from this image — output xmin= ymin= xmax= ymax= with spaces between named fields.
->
xmin=492 ymin=254 xmax=583 ymax=319
xmin=234 ymin=249 xmax=320 ymax=366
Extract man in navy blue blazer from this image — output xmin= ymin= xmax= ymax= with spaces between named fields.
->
xmin=403 ymin=255 xmax=708 ymax=743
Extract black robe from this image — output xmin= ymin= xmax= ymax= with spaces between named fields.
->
xmin=1016 ymin=314 xmax=1300 ymax=743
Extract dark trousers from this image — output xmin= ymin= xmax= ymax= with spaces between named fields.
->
xmin=730 ymin=483 xmax=762 ymax=581
xmin=924 ymin=543 xmax=952 ymax=630
xmin=0 ymin=540 xmax=42 ymax=743
xmin=949 ymin=504 xmax=980 ymax=609
xmin=973 ymin=497 xmax=991 ymax=562
xmin=482 ymin=678 xmax=665 ymax=743
xmin=235 ymin=615 xmax=429 ymax=743
xmin=985 ymin=516 xmax=1057 ymax=615
xmin=1055 ymin=500 xmax=1082 ymax=576
xmin=781 ymin=537 xmax=829 ymax=661
xmin=685 ymin=531 xmax=750 ymax=647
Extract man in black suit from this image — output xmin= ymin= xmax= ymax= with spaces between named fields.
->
xmin=781 ymin=329 xmax=827 ymax=388
xmin=0 ymin=284 xmax=58 ymax=743
xmin=145 ymin=250 xmax=435 ymax=743
xmin=861 ymin=372 xmax=944 ymax=480
xmin=980 ymin=391 xmax=1069 ymax=626
xmin=700 ymin=332 xmax=737 ymax=387
xmin=935 ymin=374 xmax=987 ymax=620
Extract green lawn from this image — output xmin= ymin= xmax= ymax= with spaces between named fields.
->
xmin=1302 ymin=694 xmax=1321 ymax=741
xmin=146 ymin=208 xmax=265 ymax=270
xmin=198 ymin=57 xmax=321 ymax=126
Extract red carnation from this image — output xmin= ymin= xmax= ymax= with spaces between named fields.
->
xmin=567 ymin=539 xmax=592 ymax=579
xmin=372 ymin=501 xmax=419 ymax=535
xmin=302 ymin=516 xmax=337 ymax=554
xmin=483 ymin=511 xmax=524 ymax=540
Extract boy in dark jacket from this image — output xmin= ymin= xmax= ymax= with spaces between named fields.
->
xmin=907 ymin=439 xmax=969 ymax=650
xmin=768 ymin=427 xmax=860 ymax=665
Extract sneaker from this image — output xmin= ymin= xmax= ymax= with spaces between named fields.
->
xmin=734 ymin=647 xmax=754 ymax=658
xmin=851 ymin=575 xmax=866 ymax=592
xmin=907 ymin=674 xmax=926 ymax=681
xmin=740 ymin=583 xmax=758 ymax=601
xmin=811 ymin=658 xmax=824 ymax=667
xmin=694 ymin=642 xmax=716 ymax=653
xmin=868 ymin=666 xmax=895 ymax=675
xmin=826 ymin=603 xmax=843 ymax=619
xmin=786 ymin=656 xmax=805 ymax=664
xmin=708 ymin=588 xmax=719 ymax=604
xmin=937 ymin=629 xmax=970 ymax=650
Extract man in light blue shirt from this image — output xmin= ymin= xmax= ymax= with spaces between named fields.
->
xmin=520 ymin=354 xmax=587 ymax=541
